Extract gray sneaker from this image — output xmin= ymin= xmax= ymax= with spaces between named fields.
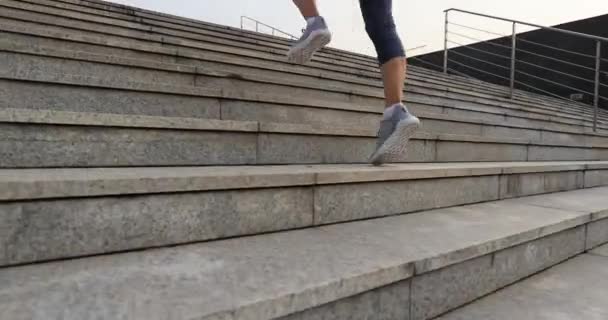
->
xmin=287 ymin=16 xmax=332 ymax=64
xmin=370 ymin=105 xmax=421 ymax=166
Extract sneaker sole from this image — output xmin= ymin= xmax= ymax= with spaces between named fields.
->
xmin=370 ymin=120 xmax=420 ymax=166
xmin=287 ymin=30 xmax=332 ymax=64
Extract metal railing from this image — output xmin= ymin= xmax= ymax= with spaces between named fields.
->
xmin=443 ymin=8 xmax=608 ymax=131
xmin=240 ymin=16 xmax=297 ymax=39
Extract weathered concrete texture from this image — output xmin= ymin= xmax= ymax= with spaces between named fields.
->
xmin=411 ymin=226 xmax=586 ymax=320
xmin=0 ymin=123 xmax=257 ymax=167
xmin=4 ymin=40 xmax=608 ymax=140
xmin=590 ymin=243 xmax=608 ymax=256
xmin=1 ymin=50 xmax=369 ymax=106
xmin=482 ymin=125 xmax=541 ymax=141
xmin=31 ymin=0 xmax=608 ymax=127
xmin=0 ymin=188 xmax=594 ymax=319
xmin=528 ymin=145 xmax=601 ymax=161
xmin=3 ymin=29 xmax=608 ymax=136
xmin=259 ymin=134 xmax=437 ymax=164
xmin=586 ymin=218 xmax=608 ymax=250
xmin=437 ymin=254 xmax=608 ymax=320
xmin=2 ymin=162 xmax=603 ymax=201
xmin=220 ymin=100 xmax=381 ymax=128
xmin=585 ymin=170 xmax=608 ymax=188
xmin=0 ymin=224 xmax=414 ymax=320
xmin=0 ymin=79 xmax=221 ymax=118
xmin=256 ymin=134 xmax=377 ymax=164
xmin=436 ymin=141 xmax=527 ymax=162
xmin=0 ymin=187 xmax=313 ymax=266
xmin=314 ymin=175 xmax=499 ymax=224
xmin=541 ymin=130 xmax=588 ymax=146
xmin=5 ymin=1 xmax=608 ymax=131
xmin=418 ymin=119 xmax=482 ymax=136
xmin=10 ymin=113 xmax=596 ymax=167
xmin=499 ymin=171 xmax=584 ymax=199
xmin=279 ymin=281 xmax=410 ymax=320
xmin=517 ymin=186 xmax=608 ymax=215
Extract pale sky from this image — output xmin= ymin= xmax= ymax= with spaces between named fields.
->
xmin=111 ymin=0 xmax=607 ymax=56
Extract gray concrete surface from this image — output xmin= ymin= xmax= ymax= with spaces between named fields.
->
xmin=437 ymin=253 xmax=608 ymax=320
xmin=0 ymin=188 xmax=597 ymax=319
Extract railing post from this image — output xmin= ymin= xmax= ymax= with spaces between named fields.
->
xmin=594 ymin=40 xmax=601 ymax=132
xmin=510 ymin=22 xmax=516 ymax=99
xmin=443 ymin=11 xmax=449 ymax=74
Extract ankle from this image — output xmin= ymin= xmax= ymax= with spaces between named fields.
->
xmin=305 ymin=16 xmax=321 ymax=26
xmin=382 ymin=103 xmax=407 ymax=119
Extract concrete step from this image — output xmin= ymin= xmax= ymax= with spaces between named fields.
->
xmin=438 ymin=248 xmax=608 ymax=320
xmin=19 ymin=0 xmax=601 ymax=123
xmin=410 ymin=65 xmax=603 ymax=118
xmin=2 ymin=160 xmax=607 ymax=266
xmin=3 ymin=39 xmax=608 ymax=135
xmin=1 ymin=186 xmax=608 ymax=319
xmin=4 ymin=73 xmax=606 ymax=141
xmin=13 ymin=0 xmax=382 ymax=69
xmin=409 ymin=66 xmax=589 ymax=109
xmin=3 ymin=74 xmax=606 ymax=139
xmin=2 ymin=1 xmax=607 ymax=125
xmin=20 ymin=0 xmax=607 ymax=121
xmin=0 ymin=0 xmax=381 ymax=77
xmin=16 ymin=0 xmax=608 ymax=122
xmin=54 ymin=0 xmax=381 ymax=66
xmin=2 ymin=8 xmax=606 ymax=127
xmin=4 ymin=108 xmax=608 ymax=168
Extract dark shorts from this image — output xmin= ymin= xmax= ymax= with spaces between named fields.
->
xmin=359 ymin=0 xmax=406 ymax=64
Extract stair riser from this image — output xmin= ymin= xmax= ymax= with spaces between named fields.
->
xmin=24 ymin=0 xmax=380 ymax=67
xmin=0 ymin=51 xmax=384 ymax=108
xmin=1 ymin=19 xmax=603 ymax=126
xmin=0 ymin=79 xmax=222 ymax=119
xmin=7 ymin=0 xmax=608 ymax=123
xmin=3 ymin=48 xmax=605 ymax=133
xmin=0 ymin=28 xmax=386 ymax=96
xmin=280 ymin=226 xmax=588 ymax=320
xmin=4 ymin=78 xmax=604 ymax=139
xmin=3 ymin=1 xmax=604 ymax=123
xmin=33 ymin=0 xmax=381 ymax=66
xmin=411 ymin=226 xmax=586 ymax=320
xmin=0 ymin=2 xmax=381 ymax=76
xmin=2 ymin=169 xmax=605 ymax=267
xmin=4 ymin=122 xmax=608 ymax=167
xmin=0 ymin=25 xmax=593 ymax=123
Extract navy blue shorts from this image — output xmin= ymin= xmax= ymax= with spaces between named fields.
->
xmin=359 ymin=0 xmax=405 ymax=64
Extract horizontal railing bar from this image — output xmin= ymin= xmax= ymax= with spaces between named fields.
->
xmin=450 ymin=50 xmax=511 ymax=70
xmin=448 ymin=22 xmax=507 ymax=37
xmin=408 ymin=56 xmax=444 ymax=70
xmin=448 ymin=31 xmax=512 ymax=50
xmin=516 ymin=38 xmax=597 ymax=59
xmin=240 ymin=16 xmax=298 ymax=39
xmin=515 ymin=47 xmax=597 ymax=71
xmin=445 ymin=8 xmax=608 ymax=43
xmin=515 ymin=59 xmax=596 ymax=84
xmin=448 ymin=59 xmax=512 ymax=81
xmin=448 ymin=40 xmax=512 ymax=60
xmin=516 ymin=70 xmax=595 ymax=95
xmin=514 ymin=80 xmax=584 ymax=104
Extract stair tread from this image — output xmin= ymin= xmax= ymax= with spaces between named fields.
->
xmin=4 ymin=108 xmax=608 ymax=150
xmin=1 ymin=186 xmax=607 ymax=320
xmin=3 ymin=161 xmax=608 ymax=201
xmin=6 ymin=0 xmax=607 ymax=122
xmin=2 ymin=37 xmax=607 ymax=129
xmin=438 ymin=252 xmax=608 ymax=320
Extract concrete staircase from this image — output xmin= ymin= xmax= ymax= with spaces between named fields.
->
xmin=1 ymin=0 xmax=608 ymax=319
